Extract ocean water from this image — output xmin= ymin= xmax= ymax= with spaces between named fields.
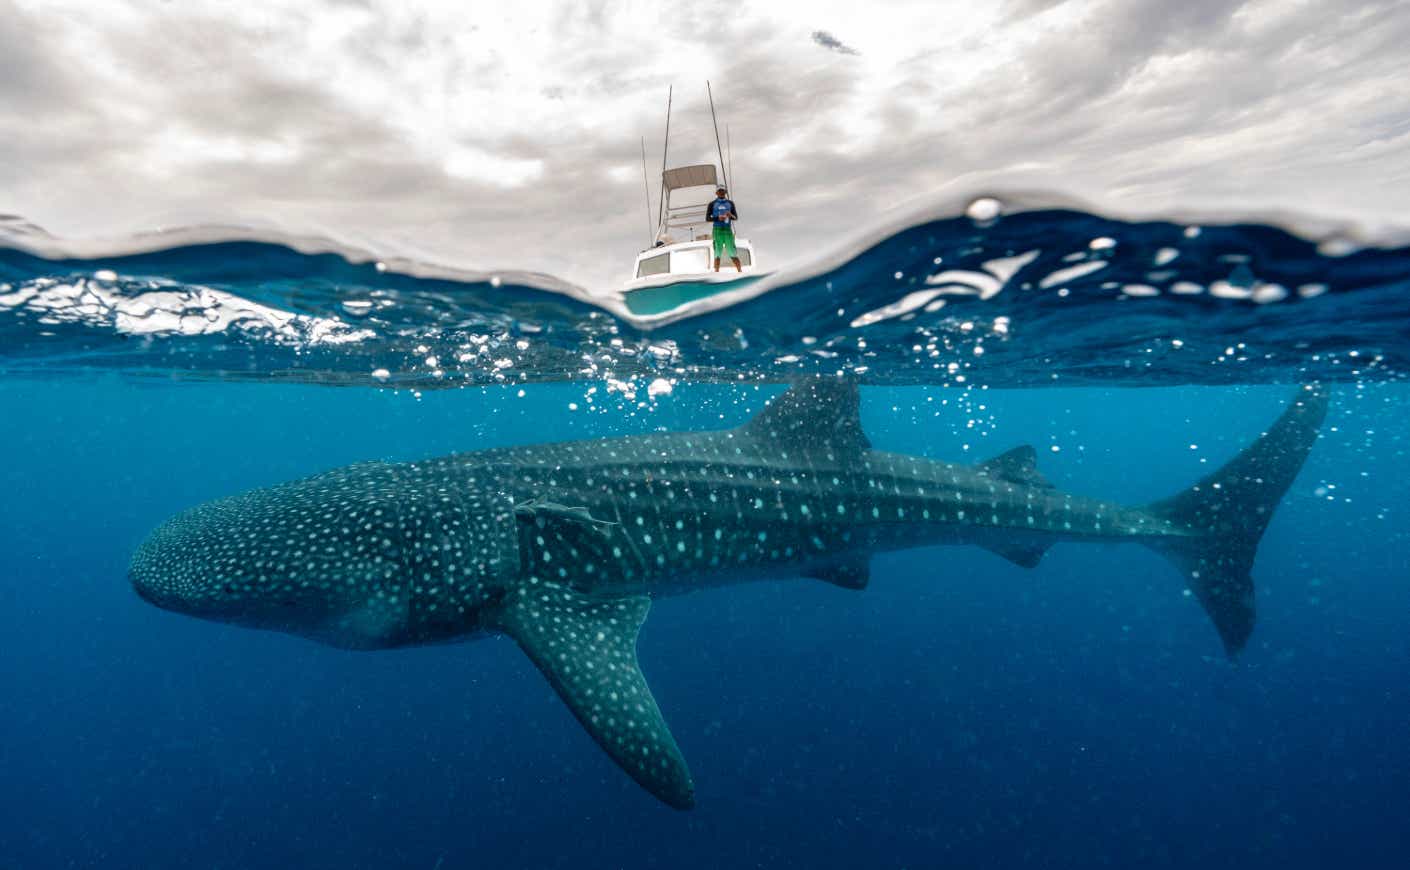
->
xmin=2 ymin=200 xmax=1409 ymax=869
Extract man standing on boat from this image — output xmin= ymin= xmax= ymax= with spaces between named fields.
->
xmin=706 ymin=186 xmax=742 ymax=272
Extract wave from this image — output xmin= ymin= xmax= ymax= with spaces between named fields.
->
xmin=2 ymin=189 xmax=1407 ymax=388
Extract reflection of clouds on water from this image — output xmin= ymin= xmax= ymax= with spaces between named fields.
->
xmin=0 ymin=275 xmax=374 ymax=345
xmin=0 ymin=193 xmax=1404 ymax=388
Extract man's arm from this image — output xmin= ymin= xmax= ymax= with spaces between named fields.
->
xmin=729 ymin=202 xmax=739 ymax=220
xmin=705 ymin=204 xmax=713 ymax=223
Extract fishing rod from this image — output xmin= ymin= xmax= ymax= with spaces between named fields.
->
xmin=639 ymin=137 xmax=653 ymax=248
xmin=726 ymin=123 xmax=734 ymax=204
xmin=656 ymin=85 xmax=673 ymax=238
xmin=706 ymin=80 xmax=728 ymax=192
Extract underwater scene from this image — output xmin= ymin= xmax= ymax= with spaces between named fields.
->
xmin=2 ymin=196 xmax=1409 ymax=869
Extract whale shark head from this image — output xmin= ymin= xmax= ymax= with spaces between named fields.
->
xmin=130 ymin=460 xmax=510 ymax=648
xmin=128 ymin=492 xmax=402 ymax=645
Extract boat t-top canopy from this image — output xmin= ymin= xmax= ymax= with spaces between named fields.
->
xmin=662 ymin=164 xmax=718 ymax=192
xmin=657 ymin=163 xmax=720 ymax=243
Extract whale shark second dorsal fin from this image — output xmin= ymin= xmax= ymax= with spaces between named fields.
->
xmin=488 ymin=583 xmax=695 ymax=810
xmin=742 ymin=379 xmax=870 ymax=454
xmin=978 ymin=445 xmax=1052 ymax=488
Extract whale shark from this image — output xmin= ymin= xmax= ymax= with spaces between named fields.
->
xmin=130 ymin=381 xmax=1328 ymax=809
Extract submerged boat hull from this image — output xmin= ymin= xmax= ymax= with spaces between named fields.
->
xmin=621 ymin=272 xmax=768 ymax=315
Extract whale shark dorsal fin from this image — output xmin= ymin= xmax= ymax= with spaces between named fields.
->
xmin=488 ymin=584 xmax=695 ymax=810
xmin=742 ymin=379 xmax=870 ymax=454
xmin=978 ymin=445 xmax=1052 ymax=488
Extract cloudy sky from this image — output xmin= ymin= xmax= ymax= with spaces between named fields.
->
xmin=2 ymin=0 xmax=1407 ymax=288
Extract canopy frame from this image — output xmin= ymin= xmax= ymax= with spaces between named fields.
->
xmin=657 ymin=163 xmax=721 ymax=243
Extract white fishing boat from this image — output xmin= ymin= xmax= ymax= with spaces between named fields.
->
xmin=619 ymin=85 xmax=767 ymax=317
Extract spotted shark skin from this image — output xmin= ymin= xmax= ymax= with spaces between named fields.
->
xmin=130 ymin=381 xmax=1329 ymax=808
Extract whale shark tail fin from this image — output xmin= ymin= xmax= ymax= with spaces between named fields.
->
xmin=1145 ymin=385 xmax=1329 ymax=656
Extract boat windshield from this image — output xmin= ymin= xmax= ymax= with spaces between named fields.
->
xmin=637 ymin=252 xmax=670 ymax=277
xmin=671 ymin=247 xmax=710 ymax=274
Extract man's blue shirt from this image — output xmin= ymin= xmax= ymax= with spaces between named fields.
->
xmin=708 ymin=198 xmax=737 ymax=228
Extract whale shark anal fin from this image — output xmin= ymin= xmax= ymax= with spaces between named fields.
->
xmin=488 ymin=583 xmax=695 ymax=810
xmin=809 ymin=557 xmax=871 ymax=590
xmin=979 ymin=540 xmax=1051 ymax=569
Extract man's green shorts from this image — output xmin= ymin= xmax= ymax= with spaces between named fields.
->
xmin=712 ymin=224 xmax=737 ymax=259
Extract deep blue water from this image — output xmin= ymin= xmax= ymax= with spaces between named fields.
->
xmin=3 ymin=200 xmax=1410 ymax=868
xmin=2 ymin=378 xmax=1407 ymax=869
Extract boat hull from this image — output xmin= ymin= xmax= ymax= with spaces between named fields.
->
xmin=621 ymin=272 xmax=768 ymax=316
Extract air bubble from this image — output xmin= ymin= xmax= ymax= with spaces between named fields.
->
xmin=965 ymin=197 xmax=1002 ymax=222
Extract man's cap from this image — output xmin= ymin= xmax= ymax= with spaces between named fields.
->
xmin=716 ymin=186 xmax=727 ymax=193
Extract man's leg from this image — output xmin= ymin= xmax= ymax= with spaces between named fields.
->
xmin=721 ymin=232 xmax=738 ymax=272
xmin=731 ymin=257 xmax=742 ymax=272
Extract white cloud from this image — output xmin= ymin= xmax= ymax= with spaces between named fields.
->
xmin=2 ymin=0 xmax=1408 ymax=290
xmin=443 ymin=147 xmax=545 ymax=187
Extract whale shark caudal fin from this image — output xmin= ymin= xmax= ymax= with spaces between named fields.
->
xmin=1144 ymin=385 xmax=1330 ymax=656
xmin=492 ymin=498 xmax=694 ymax=809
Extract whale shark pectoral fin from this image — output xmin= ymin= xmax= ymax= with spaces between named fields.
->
xmin=978 ymin=445 xmax=1053 ymax=488
xmin=742 ymin=378 xmax=870 ymax=455
xmin=514 ymin=498 xmax=624 ymax=588
xmin=489 ymin=584 xmax=695 ymax=810
xmin=979 ymin=539 xmax=1051 ymax=569
xmin=809 ymin=557 xmax=871 ymax=590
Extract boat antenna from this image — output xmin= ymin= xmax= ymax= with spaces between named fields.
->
xmin=726 ymin=123 xmax=734 ymax=202
xmin=639 ymin=137 xmax=654 ymax=248
xmin=657 ymin=85 xmax=673 ymax=236
xmin=707 ymin=80 xmax=729 ymax=191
